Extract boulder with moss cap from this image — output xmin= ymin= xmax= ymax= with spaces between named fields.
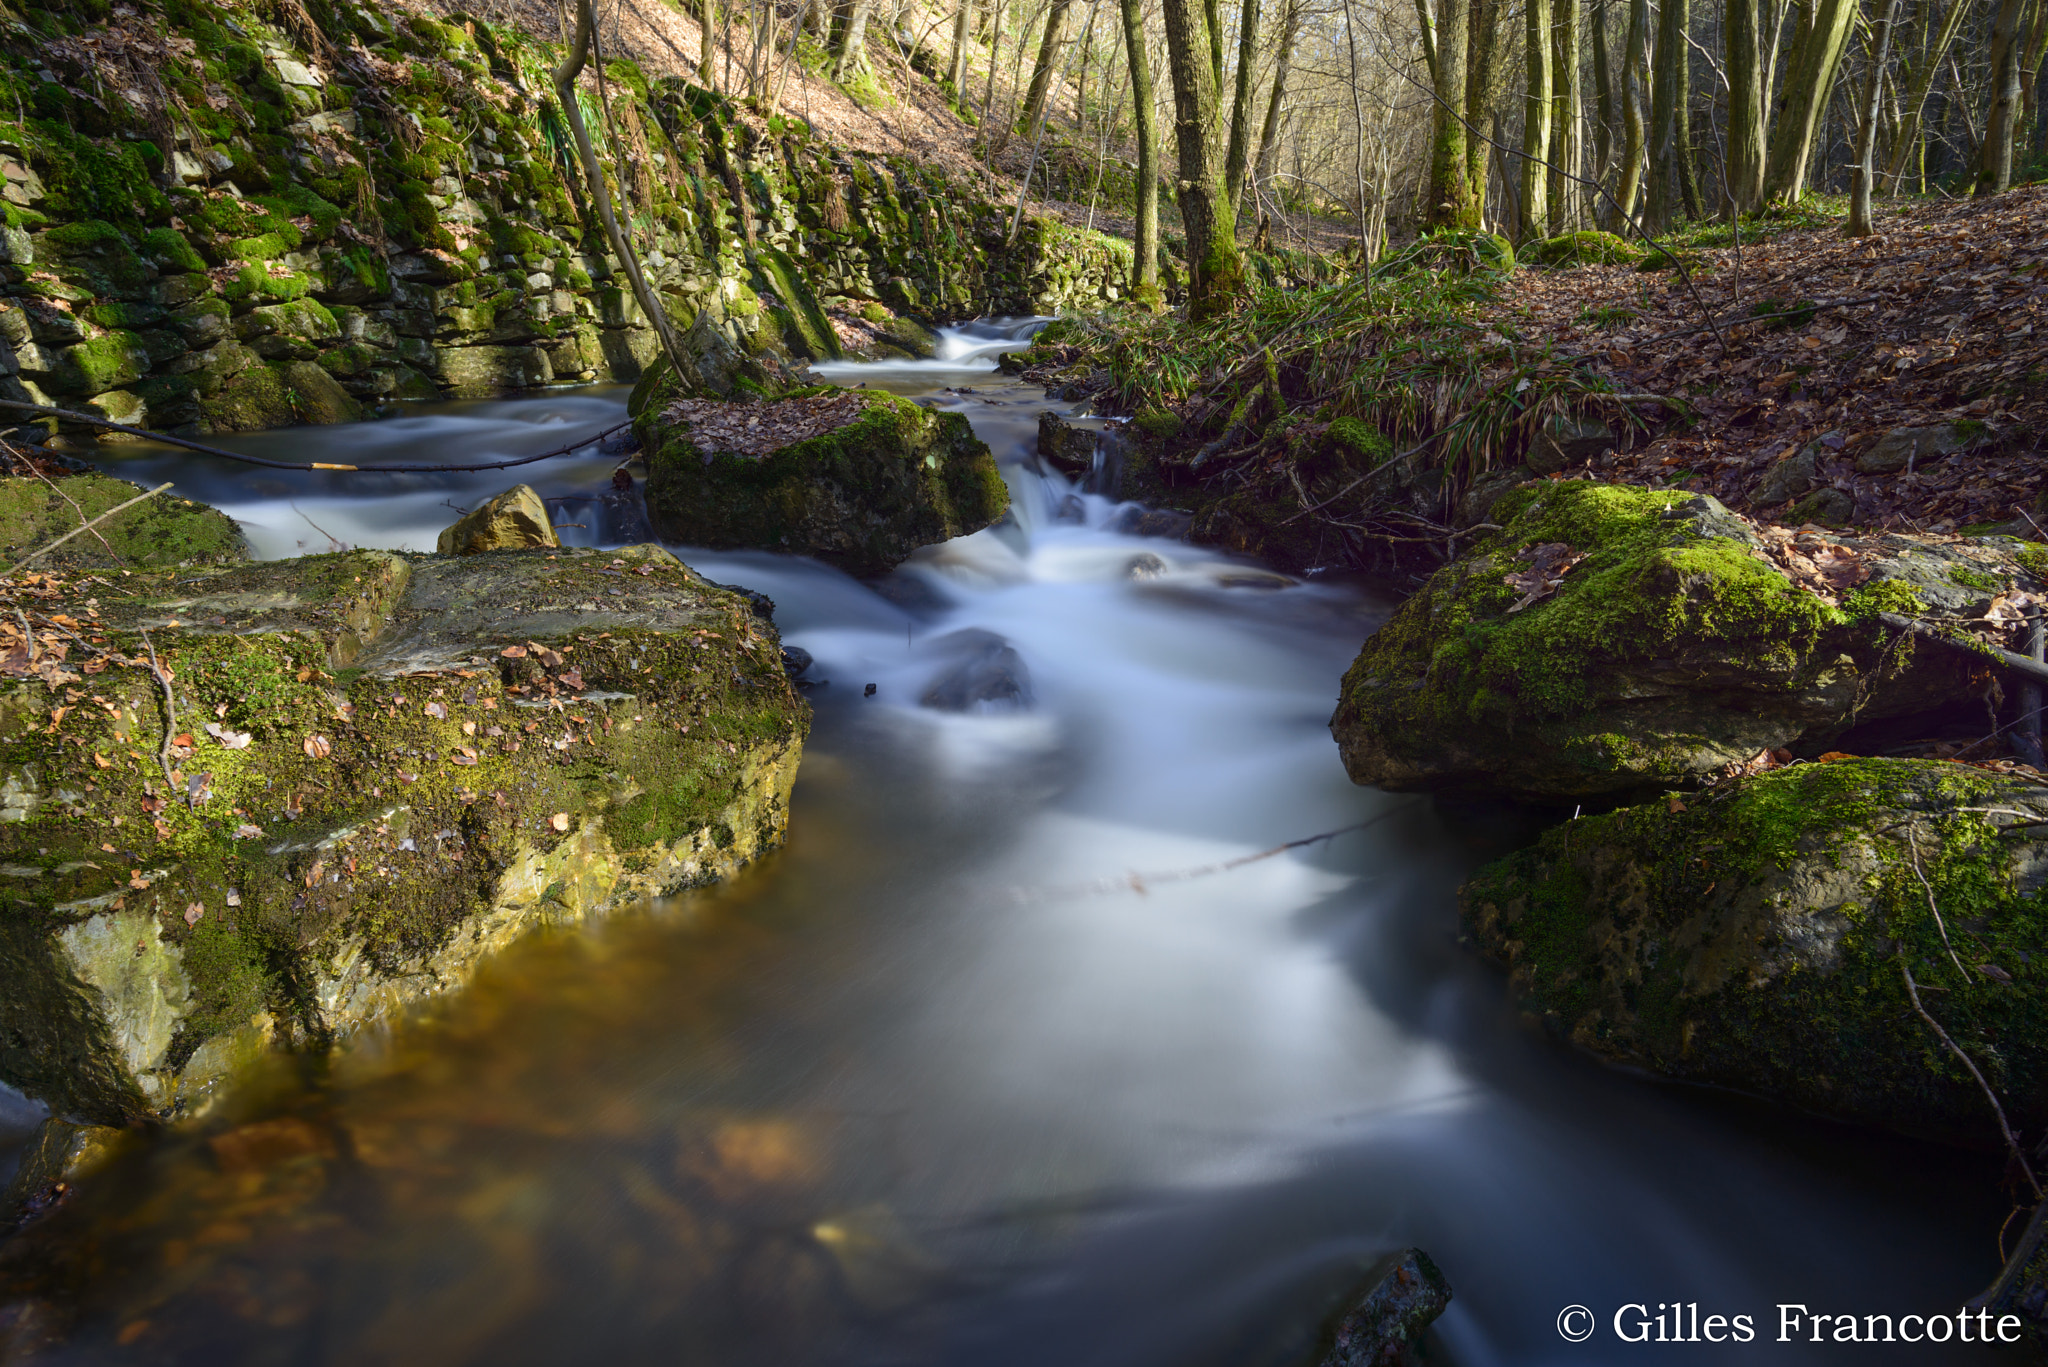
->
xmin=436 ymin=484 xmax=559 ymax=555
xmin=635 ymin=380 xmax=1008 ymax=577
xmin=1462 ymin=757 xmax=2048 ymax=1145
xmin=0 ymin=545 xmax=807 ymax=1127
xmin=1330 ymin=480 xmax=2043 ymax=800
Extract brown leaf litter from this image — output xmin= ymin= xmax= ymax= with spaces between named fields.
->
xmin=659 ymin=392 xmax=868 ymax=459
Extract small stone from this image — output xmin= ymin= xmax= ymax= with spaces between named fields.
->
xmin=1750 ymin=440 xmax=1820 ymax=506
xmin=436 ymin=485 xmax=560 ymax=556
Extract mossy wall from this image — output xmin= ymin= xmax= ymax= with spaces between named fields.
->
xmin=0 ymin=0 xmax=1130 ymax=438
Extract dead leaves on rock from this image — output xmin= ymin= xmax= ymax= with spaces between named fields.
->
xmin=1503 ymin=542 xmax=1586 ymax=612
xmin=657 ymin=392 xmax=868 ymax=460
xmin=1754 ymin=526 xmax=1870 ymax=605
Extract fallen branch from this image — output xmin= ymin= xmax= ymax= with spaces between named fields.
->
xmin=1900 ymin=956 xmax=2040 ymax=1200
xmin=0 ymin=400 xmax=631 ymax=474
xmin=1005 ymin=809 xmax=1407 ymax=903
xmin=137 ymin=628 xmax=180 ymax=796
xmin=2 ymin=482 xmax=172 ymax=579
xmin=1880 ymin=613 xmax=2048 ymax=687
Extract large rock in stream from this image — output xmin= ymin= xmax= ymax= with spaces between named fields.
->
xmin=1330 ymin=479 xmax=2044 ymax=801
xmin=1462 ymin=757 xmax=2048 ymax=1145
xmin=634 ymin=383 xmax=1008 ymax=577
xmin=0 ymin=545 xmax=807 ymax=1126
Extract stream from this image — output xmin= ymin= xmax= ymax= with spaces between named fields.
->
xmin=0 ymin=322 xmax=2023 ymax=1365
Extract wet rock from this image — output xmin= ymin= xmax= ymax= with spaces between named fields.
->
xmin=1123 ymin=552 xmax=1168 ymax=580
xmin=1463 ymin=759 xmax=2048 ymax=1145
xmin=780 ymin=645 xmax=813 ymax=678
xmin=1036 ymin=410 xmax=1098 ymax=474
xmin=637 ymin=385 xmax=1008 ymax=578
xmin=0 ymin=546 xmax=808 ymax=1125
xmin=918 ymin=629 xmax=1033 ymax=712
xmin=1319 ymin=1249 xmax=1452 ymax=1367
xmin=1107 ymin=505 xmax=1192 ymax=539
xmin=435 ymin=484 xmax=559 ymax=555
xmin=2 ymin=1117 xmax=129 ymax=1227
xmin=1330 ymin=480 xmax=2029 ymax=800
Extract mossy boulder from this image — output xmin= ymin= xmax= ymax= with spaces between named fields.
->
xmin=638 ymin=388 xmax=1009 ymax=577
xmin=0 ymin=474 xmax=246 ymax=571
xmin=1520 ymin=230 xmax=1645 ymax=268
xmin=1462 ymin=758 xmax=2048 ymax=1145
xmin=1329 ymin=481 xmax=2033 ymax=800
xmin=0 ymin=545 xmax=807 ymax=1126
xmin=437 ymin=484 xmax=560 ymax=555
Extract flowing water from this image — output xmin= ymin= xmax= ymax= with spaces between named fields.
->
xmin=0 ymin=322 xmax=2024 ymax=1365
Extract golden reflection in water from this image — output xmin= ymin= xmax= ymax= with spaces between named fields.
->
xmin=0 ymin=784 xmax=944 ymax=1367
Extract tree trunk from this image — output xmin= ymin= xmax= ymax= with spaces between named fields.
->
xmin=949 ymin=0 xmax=975 ymax=89
xmin=1416 ymin=0 xmax=1441 ymax=85
xmin=1726 ymin=0 xmax=1767 ymax=210
xmin=1224 ymin=0 xmax=1262 ymax=209
xmin=1161 ymin=0 xmax=1245 ymax=313
xmin=1343 ymin=0 xmax=1372 ymax=250
xmin=831 ymin=0 xmax=874 ymax=79
xmin=1549 ymin=0 xmax=1581 ymax=227
xmin=1119 ymin=0 xmax=1163 ymax=305
xmin=552 ymin=0 xmax=689 ymax=383
xmin=1761 ymin=0 xmax=1857 ymax=201
xmin=1522 ymin=0 xmax=1553 ymax=238
xmin=1645 ymin=0 xmax=1681 ymax=229
xmin=1882 ymin=0 xmax=1967 ymax=189
xmin=1252 ymin=0 xmax=1303 ymax=188
xmin=1465 ymin=0 xmax=1503 ymax=223
xmin=1020 ymin=0 xmax=1074 ymax=132
xmin=1847 ymin=0 xmax=1900 ymax=232
xmin=1615 ymin=0 xmax=1650 ymax=221
xmin=1592 ymin=0 xmax=1615 ymax=187
xmin=2023 ymin=0 xmax=2048 ymax=163
xmin=1674 ymin=0 xmax=1703 ymax=219
xmin=1978 ymin=0 xmax=2029 ymax=194
xmin=1424 ymin=0 xmax=1479 ymax=225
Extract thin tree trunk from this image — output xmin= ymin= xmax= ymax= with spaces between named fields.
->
xmin=1761 ymin=0 xmax=1857 ymax=200
xmin=1343 ymin=0 xmax=1371 ymax=249
xmin=1593 ymin=0 xmax=1616 ymax=187
xmin=981 ymin=0 xmax=1008 ymax=131
xmin=1424 ymin=0 xmax=1478 ymax=225
xmin=1522 ymin=0 xmax=1554 ymax=238
xmin=1252 ymin=0 xmax=1303 ymax=187
xmin=1616 ymin=0 xmax=1650 ymax=221
xmin=1020 ymin=0 xmax=1074 ymax=132
xmin=949 ymin=0 xmax=975 ymax=89
xmin=1979 ymin=0 xmax=2029 ymax=194
xmin=1847 ymin=0 xmax=1900 ymax=232
xmin=1160 ymin=0 xmax=1245 ymax=313
xmin=1726 ymin=0 xmax=1767 ymax=209
xmin=552 ymin=0 xmax=689 ymax=382
xmin=1882 ymin=0 xmax=1967 ymax=188
xmin=1121 ymin=0 xmax=1160 ymax=297
xmin=1549 ymin=0 xmax=1581 ymax=226
xmin=1646 ymin=0 xmax=1682 ymax=228
xmin=2023 ymin=0 xmax=2048 ymax=162
xmin=1416 ymin=0 xmax=1440 ymax=85
xmin=1465 ymin=0 xmax=1503 ymax=223
xmin=831 ymin=0 xmax=873 ymax=80
xmin=1223 ymin=0 xmax=1262 ymax=209
xmin=1674 ymin=0 xmax=1703 ymax=218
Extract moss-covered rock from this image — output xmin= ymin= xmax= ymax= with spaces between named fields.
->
xmin=437 ymin=484 xmax=559 ymax=555
xmin=1462 ymin=758 xmax=2048 ymax=1144
xmin=1329 ymin=481 xmax=2032 ymax=799
xmin=639 ymin=388 xmax=1008 ymax=576
xmin=0 ymin=474 xmax=246 ymax=571
xmin=0 ymin=545 xmax=807 ymax=1125
xmin=1520 ymin=230 xmax=1646 ymax=268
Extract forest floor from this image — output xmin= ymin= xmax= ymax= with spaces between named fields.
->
xmin=1486 ymin=187 xmax=2048 ymax=534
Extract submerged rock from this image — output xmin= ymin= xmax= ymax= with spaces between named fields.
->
xmin=1036 ymin=410 xmax=1098 ymax=474
xmin=1462 ymin=758 xmax=2048 ymax=1145
xmin=435 ymin=484 xmax=559 ymax=556
xmin=0 ymin=545 xmax=807 ymax=1126
xmin=918 ymin=629 xmax=1033 ymax=712
xmin=637 ymin=386 xmax=1008 ymax=578
xmin=1329 ymin=480 xmax=2035 ymax=800
xmin=1319 ymin=1248 xmax=1452 ymax=1366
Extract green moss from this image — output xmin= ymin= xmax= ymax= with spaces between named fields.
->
xmin=1521 ymin=230 xmax=1645 ymax=268
xmin=0 ymin=474 xmax=245 ymax=569
xmin=1324 ymin=416 xmax=1392 ymax=469
xmin=1841 ymin=577 xmax=1925 ymax=618
xmin=1131 ymin=408 xmax=1183 ymax=441
xmin=1948 ymin=565 xmax=2007 ymax=593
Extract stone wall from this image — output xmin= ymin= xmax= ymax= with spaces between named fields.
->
xmin=0 ymin=0 xmax=1135 ymax=438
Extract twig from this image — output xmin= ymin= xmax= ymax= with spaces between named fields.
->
xmin=2 ymin=439 xmax=122 ymax=565
xmin=1904 ymin=817 xmax=1969 ymax=978
xmin=137 ymin=628 xmax=180 ymax=796
xmin=0 ymin=400 xmax=630 ymax=475
xmin=2 ymin=483 xmax=173 ymax=579
xmin=1006 ymin=810 xmax=1405 ymax=903
xmin=1900 ymin=956 xmax=2040 ymax=1199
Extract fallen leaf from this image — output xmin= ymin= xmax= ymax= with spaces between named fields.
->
xmin=303 ymin=734 xmax=332 ymax=759
xmin=184 ymin=903 xmax=203 ymax=926
xmin=234 ymin=823 xmax=264 ymax=839
xmin=501 ymin=645 xmax=528 ymax=659
xmin=425 ymin=701 xmax=448 ymax=720
xmin=1979 ymin=963 xmax=2015 ymax=983
xmin=549 ymin=812 xmax=570 ymax=832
